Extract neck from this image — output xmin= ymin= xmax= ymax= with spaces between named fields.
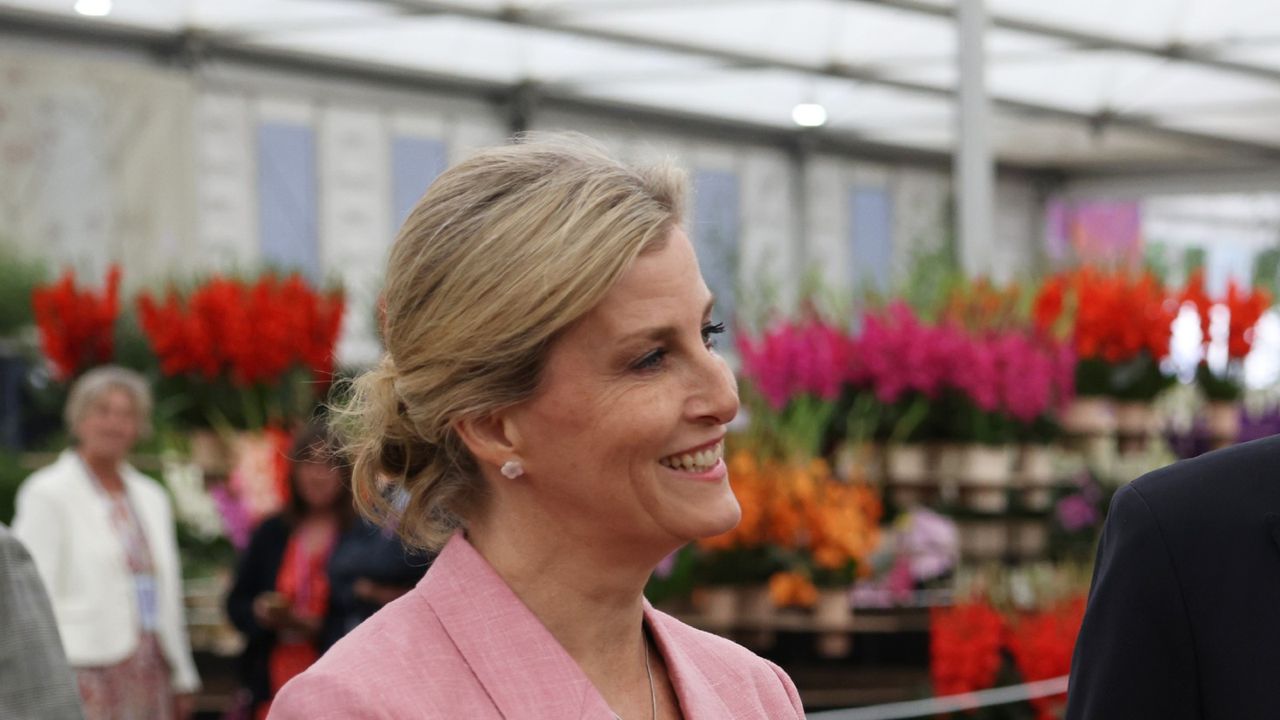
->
xmin=467 ymin=501 xmax=669 ymax=692
xmin=79 ymin=450 xmax=124 ymax=492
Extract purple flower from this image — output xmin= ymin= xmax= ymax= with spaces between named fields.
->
xmin=896 ymin=507 xmax=959 ymax=582
xmin=1056 ymin=494 xmax=1100 ymax=532
xmin=210 ymin=484 xmax=253 ymax=551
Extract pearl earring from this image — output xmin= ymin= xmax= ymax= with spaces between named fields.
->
xmin=500 ymin=460 xmax=524 ymax=479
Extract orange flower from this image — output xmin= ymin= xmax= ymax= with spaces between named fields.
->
xmin=768 ymin=571 xmax=818 ymax=609
xmin=700 ymin=449 xmax=883 ymax=587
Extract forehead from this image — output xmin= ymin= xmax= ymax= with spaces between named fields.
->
xmin=586 ymin=227 xmax=709 ymax=330
xmin=88 ymin=386 xmax=136 ymax=409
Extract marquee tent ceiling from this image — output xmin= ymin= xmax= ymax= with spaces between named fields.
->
xmin=6 ymin=0 xmax=1280 ymax=172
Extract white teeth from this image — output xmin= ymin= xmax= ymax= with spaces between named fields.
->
xmin=660 ymin=441 xmax=723 ymax=472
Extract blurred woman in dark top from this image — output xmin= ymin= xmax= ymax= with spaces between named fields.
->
xmin=227 ymin=423 xmax=427 ymax=718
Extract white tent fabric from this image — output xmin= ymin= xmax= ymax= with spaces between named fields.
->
xmin=5 ymin=0 xmax=1280 ymax=170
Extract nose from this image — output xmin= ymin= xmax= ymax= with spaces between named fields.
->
xmin=688 ymin=350 xmax=739 ymax=426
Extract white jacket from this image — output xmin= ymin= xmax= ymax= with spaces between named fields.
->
xmin=13 ymin=451 xmax=200 ymax=692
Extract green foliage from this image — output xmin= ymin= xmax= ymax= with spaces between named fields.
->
xmin=1076 ymin=354 xmax=1174 ymax=401
xmin=937 ymin=391 xmax=1018 ymax=445
xmin=0 ymin=450 xmax=29 ymax=524
xmin=174 ymin=521 xmax=237 ymax=580
xmin=896 ymin=242 xmax=965 ymax=322
xmin=1196 ymin=361 xmax=1244 ymax=402
xmin=1254 ymin=247 xmax=1280 ymax=299
xmin=694 ymin=545 xmax=787 ymax=587
xmin=0 ymin=243 xmax=49 ymax=337
xmin=1074 ymin=357 xmax=1112 ymax=398
xmin=1183 ymin=246 xmax=1207 ymax=275
xmin=1108 ymin=352 xmax=1176 ymax=401
xmin=810 ymin=559 xmax=858 ymax=588
xmin=1020 ymin=414 xmax=1061 ymax=445
xmin=741 ymin=387 xmax=837 ymax=462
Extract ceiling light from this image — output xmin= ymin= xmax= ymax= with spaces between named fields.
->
xmin=74 ymin=0 xmax=112 ymax=17
xmin=792 ymin=103 xmax=828 ymax=128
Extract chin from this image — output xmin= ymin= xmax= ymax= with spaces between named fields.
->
xmin=682 ymin=495 xmax=743 ymax=541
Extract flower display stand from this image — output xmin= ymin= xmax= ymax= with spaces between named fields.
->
xmin=1019 ymin=444 xmax=1054 ymax=511
xmin=738 ymin=584 xmax=777 ymax=650
xmin=697 ymin=586 xmax=738 ymax=630
xmin=1206 ymin=401 xmax=1242 ymax=448
xmin=959 ymin=445 xmax=1013 ymax=513
xmin=1061 ymin=397 xmax=1115 ymax=437
xmin=886 ymin=444 xmax=929 ymax=507
xmin=814 ymin=588 xmax=853 ymax=658
xmin=1115 ymin=401 xmax=1155 ymax=437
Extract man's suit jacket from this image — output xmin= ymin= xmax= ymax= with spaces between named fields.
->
xmin=0 ymin=522 xmax=84 ymax=720
xmin=269 ymin=532 xmax=805 ymax=719
xmin=1066 ymin=435 xmax=1280 ymax=719
xmin=13 ymin=450 xmax=200 ymax=692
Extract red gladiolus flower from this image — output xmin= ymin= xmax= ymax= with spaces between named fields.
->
xmin=1065 ymin=268 xmax=1175 ymax=364
xmin=1006 ymin=598 xmax=1086 ymax=720
xmin=1224 ymin=280 xmax=1271 ymax=360
xmin=930 ymin=600 xmax=1005 ymax=699
xmin=137 ymin=273 xmax=344 ymax=390
xmin=32 ymin=265 xmax=121 ymax=380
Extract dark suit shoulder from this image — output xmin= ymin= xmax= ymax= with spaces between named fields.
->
xmin=1129 ymin=434 xmax=1280 ymax=520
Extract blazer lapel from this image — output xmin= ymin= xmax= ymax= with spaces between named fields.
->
xmin=644 ymin=603 xmax=736 ymax=720
xmin=422 ymin=533 xmax=615 ymax=720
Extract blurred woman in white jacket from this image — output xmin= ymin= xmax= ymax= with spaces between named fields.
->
xmin=14 ymin=366 xmax=199 ymax=720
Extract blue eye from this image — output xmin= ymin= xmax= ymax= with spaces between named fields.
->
xmin=633 ymin=348 xmax=667 ymax=371
xmin=702 ymin=321 xmax=725 ymax=348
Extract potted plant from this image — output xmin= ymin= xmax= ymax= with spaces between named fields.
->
xmin=1182 ymin=271 xmax=1272 ymax=446
xmin=851 ymin=303 xmax=948 ymax=505
xmin=136 ymin=273 xmax=345 ymax=522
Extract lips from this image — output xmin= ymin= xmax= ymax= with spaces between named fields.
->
xmin=658 ymin=439 xmax=725 ymax=473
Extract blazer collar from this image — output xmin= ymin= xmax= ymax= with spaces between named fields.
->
xmin=418 ymin=532 xmax=615 ymax=720
xmin=643 ymin=604 xmax=736 ymax=719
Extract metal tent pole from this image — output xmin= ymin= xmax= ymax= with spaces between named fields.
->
xmin=955 ymin=0 xmax=994 ymax=277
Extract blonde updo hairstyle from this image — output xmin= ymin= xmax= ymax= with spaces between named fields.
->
xmin=334 ymin=133 xmax=687 ymax=551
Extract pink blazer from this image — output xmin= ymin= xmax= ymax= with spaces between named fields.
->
xmin=269 ymin=532 xmax=805 ymax=719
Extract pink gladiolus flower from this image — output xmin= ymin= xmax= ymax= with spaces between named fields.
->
xmin=738 ymin=319 xmax=852 ymax=410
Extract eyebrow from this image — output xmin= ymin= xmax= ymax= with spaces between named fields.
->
xmin=619 ymin=295 xmax=717 ymax=345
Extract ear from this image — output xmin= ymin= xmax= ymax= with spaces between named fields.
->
xmin=453 ymin=411 xmax=523 ymax=473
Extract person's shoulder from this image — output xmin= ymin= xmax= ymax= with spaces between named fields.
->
xmin=271 ymin=589 xmax=476 ymax=718
xmin=290 ymin=586 xmax=463 ymax=690
xmin=1130 ymin=435 xmax=1280 ymax=511
xmin=0 ymin=521 xmax=23 ymax=554
xmin=648 ymin=608 xmax=802 ymax=715
xmin=18 ymin=454 xmax=78 ymax=496
xmin=269 ymin=659 xmax=381 ymax=720
xmin=648 ymin=606 xmax=791 ymax=683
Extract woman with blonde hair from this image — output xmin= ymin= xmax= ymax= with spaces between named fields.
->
xmin=269 ymin=134 xmax=803 ymax=719
xmin=13 ymin=365 xmax=199 ymax=719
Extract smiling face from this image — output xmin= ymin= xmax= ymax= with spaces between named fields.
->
xmin=502 ymin=227 xmax=741 ymax=549
xmin=73 ymin=387 xmax=141 ymax=463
